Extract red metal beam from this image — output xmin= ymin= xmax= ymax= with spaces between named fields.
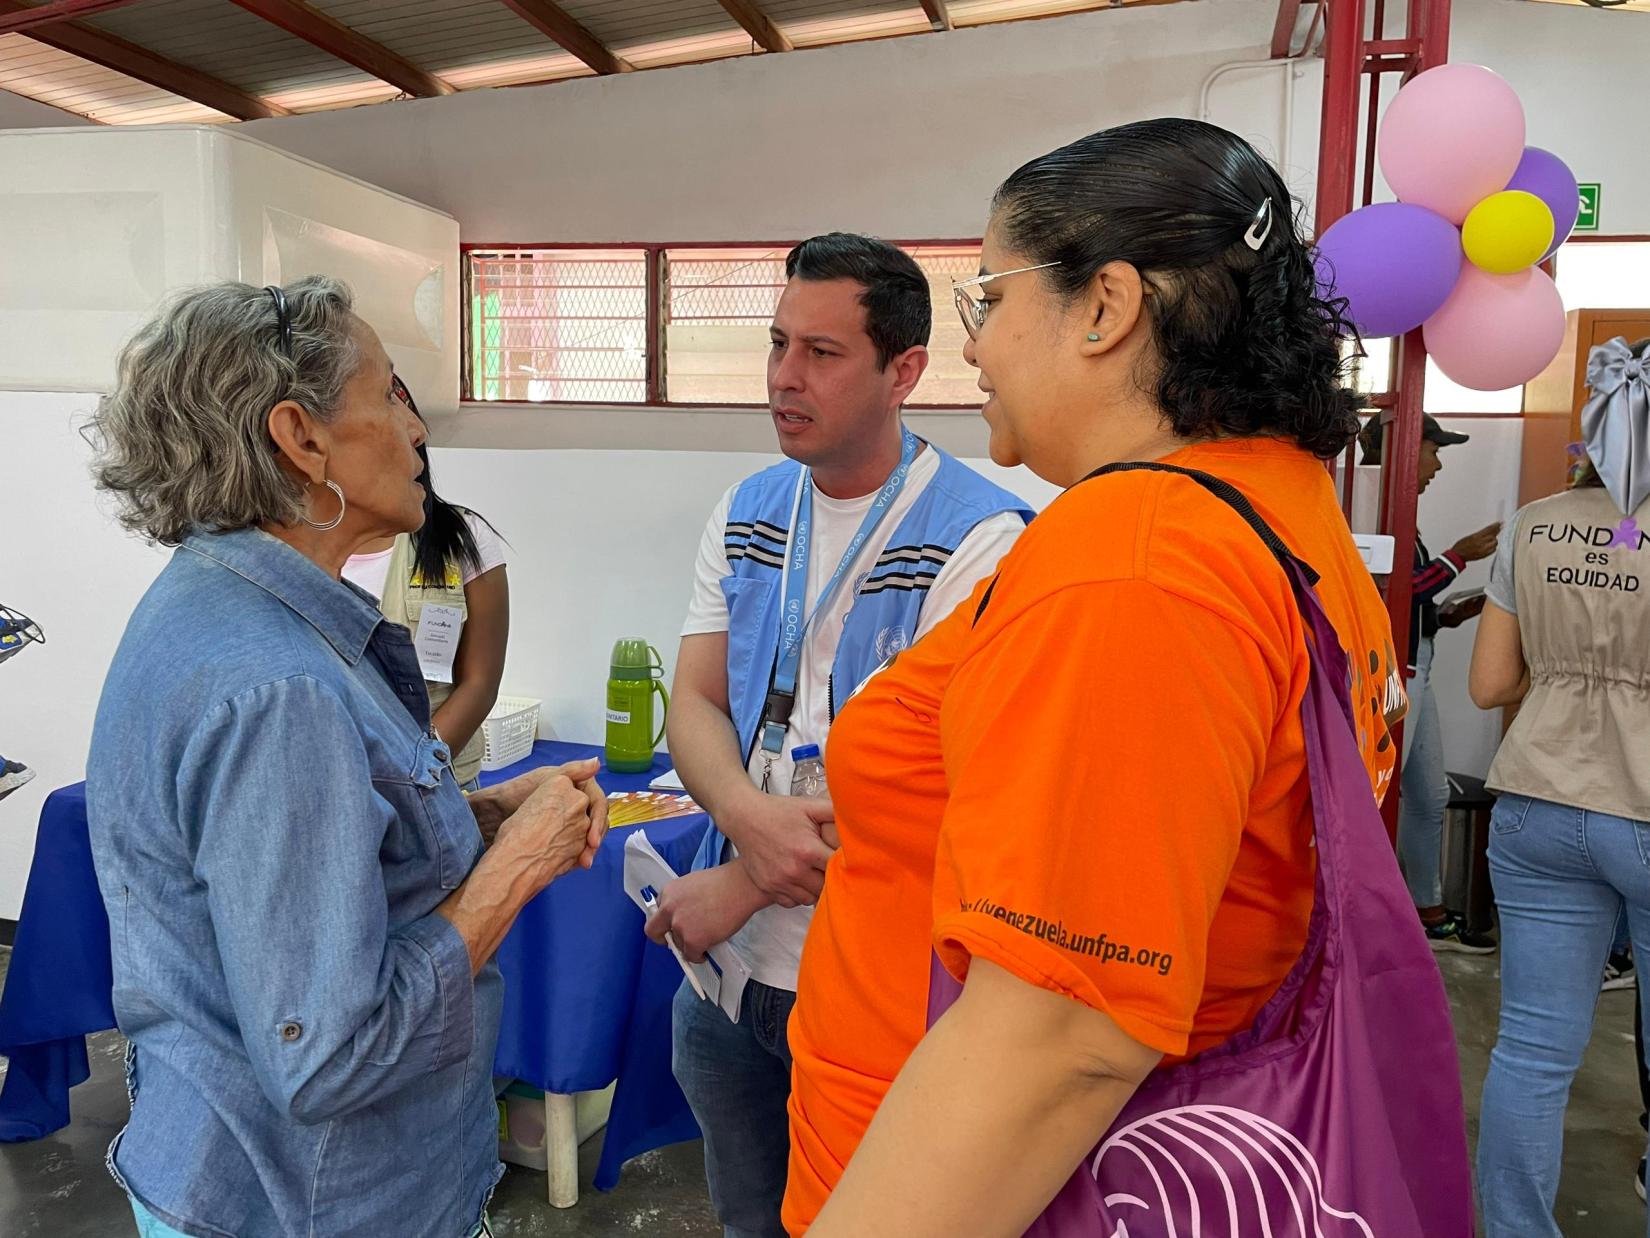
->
xmin=0 ymin=0 xmax=141 ymax=35
xmin=228 ymin=0 xmax=454 ymax=98
xmin=1313 ymin=0 xmax=1364 ymax=235
xmin=499 ymin=0 xmax=634 ymax=74
xmin=0 ymin=0 xmax=291 ymax=120
xmin=716 ymin=0 xmax=793 ymax=52
xmin=1271 ymin=0 xmax=1305 ymax=57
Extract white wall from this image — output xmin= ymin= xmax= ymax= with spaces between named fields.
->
xmin=244 ymin=0 xmax=1291 ymax=245
xmin=0 ymin=89 xmax=96 ymax=130
xmin=0 ymin=395 xmax=170 ymax=919
xmin=1454 ymin=0 xmax=1650 ymax=236
xmin=1423 ymin=417 xmax=1525 ymax=782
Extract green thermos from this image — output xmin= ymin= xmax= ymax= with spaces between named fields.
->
xmin=605 ymin=639 xmax=670 ymax=773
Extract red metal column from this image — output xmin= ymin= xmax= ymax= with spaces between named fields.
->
xmin=1313 ymin=0 xmax=1364 ymax=232
xmin=1308 ymin=0 xmax=1452 ymax=839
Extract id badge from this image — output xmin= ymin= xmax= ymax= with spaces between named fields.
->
xmin=414 ymin=604 xmax=464 ymax=684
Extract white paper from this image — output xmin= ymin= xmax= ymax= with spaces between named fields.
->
xmin=413 ymin=604 xmax=463 ymax=684
xmin=622 ymin=831 xmax=751 ymax=1022
xmin=1353 ymin=533 xmax=1395 ymax=575
xmin=648 ymin=767 xmax=686 ymax=792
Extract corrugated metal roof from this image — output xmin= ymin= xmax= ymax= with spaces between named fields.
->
xmin=0 ymin=30 xmax=227 ymax=125
xmin=950 ymin=0 xmax=1148 ymax=24
xmin=756 ymin=0 xmax=926 ymax=48
xmin=85 ymin=0 xmax=374 ymax=96
xmin=311 ymin=0 xmax=564 ymax=73
xmin=0 ymin=0 xmax=1135 ymax=126
xmin=562 ymin=0 xmax=743 ymax=47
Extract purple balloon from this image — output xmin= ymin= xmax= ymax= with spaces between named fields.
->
xmin=1505 ymin=146 xmax=1580 ymax=260
xmin=1315 ymin=203 xmax=1464 ymax=338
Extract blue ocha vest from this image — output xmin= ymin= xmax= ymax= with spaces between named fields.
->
xmin=690 ymin=443 xmax=1033 ymax=871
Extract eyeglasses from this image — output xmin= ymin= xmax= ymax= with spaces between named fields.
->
xmin=264 ymin=285 xmax=293 ymax=357
xmin=391 ymin=372 xmax=420 ymax=417
xmin=952 ymin=261 xmax=1062 ymax=340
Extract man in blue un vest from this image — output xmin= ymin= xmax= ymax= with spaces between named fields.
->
xmin=645 ymin=234 xmax=1032 ymax=1237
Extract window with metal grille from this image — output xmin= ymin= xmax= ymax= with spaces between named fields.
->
xmin=461 ymin=242 xmax=983 ymax=406
xmin=662 ymin=245 xmax=982 ymax=406
xmin=466 ymin=249 xmax=649 ymax=403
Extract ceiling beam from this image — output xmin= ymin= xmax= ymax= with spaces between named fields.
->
xmin=716 ymin=0 xmax=793 ymax=52
xmin=0 ymin=0 xmax=291 ymax=119
xmin=498 ymin=0 xmax=634 ymax=75
xmin=0 ymin=0 xmax=143 ymax=36
xmin=918 ymin=0 xmax=953 ymax=32
xmin=1271 ymin=0 xmax=1306 ymax=57
xmin=228 ymin=0 xmax=454 ymax=97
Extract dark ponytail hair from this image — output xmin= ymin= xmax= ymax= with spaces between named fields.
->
xmin=992 ymin=118 xmax=1359 ymax=459
xmin=394 ymin=376 xmax=500 ymax=586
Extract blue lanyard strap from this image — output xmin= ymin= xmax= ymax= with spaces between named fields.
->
xmin=760 ymin=428 xmax=920 ymax=755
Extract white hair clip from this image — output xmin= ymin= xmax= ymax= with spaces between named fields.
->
xmin=1243 ymin=198 xmax=1275 ymax=252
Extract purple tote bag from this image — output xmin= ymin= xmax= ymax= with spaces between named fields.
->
xmin=928 ymin=464 xmax=1474 ymax=1238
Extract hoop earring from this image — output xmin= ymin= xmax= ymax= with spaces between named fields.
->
xmin=302 ymin=479 xmax=346 ymax=532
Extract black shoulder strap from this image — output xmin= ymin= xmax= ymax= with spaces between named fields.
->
xmin=973 ymin=460 xmax=1319 ymax=627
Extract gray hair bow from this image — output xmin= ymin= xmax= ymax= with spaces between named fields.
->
xmin=1583 ymin=336 xmax=1650 ymax=516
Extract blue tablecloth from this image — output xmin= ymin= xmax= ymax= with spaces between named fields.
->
xmin=0 ymin=741 xmax=707 ymax=1193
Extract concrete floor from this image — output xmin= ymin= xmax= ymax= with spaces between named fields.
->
xmin=1 ymin=947 xmax=1645 ymax=1236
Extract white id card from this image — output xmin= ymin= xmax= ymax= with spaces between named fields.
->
xmin=414 ymin=604 xmax=464 ymax=684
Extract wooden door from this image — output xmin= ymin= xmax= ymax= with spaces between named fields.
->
xmin=1521 ymin=308 xmax=1650 ymax=505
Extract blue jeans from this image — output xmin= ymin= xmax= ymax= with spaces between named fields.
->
xmin=130 ymin=1198 xmax=190 ymax=1237
xmin=1478 ymin=794 xmax=1650 ymax=1238
xmin=672 ymin=978 xmax=796 ymax=1238
xmin=1397 ymin=637 xmax=1449 ymax=908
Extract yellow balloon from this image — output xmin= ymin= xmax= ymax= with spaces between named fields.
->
xmin=1463 ymin=190 xmax=1556 ymax=275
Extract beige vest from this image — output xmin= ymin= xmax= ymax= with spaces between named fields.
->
xmin=1487 ymin=487 xmax=1650 ymax=820
xmin=379 ymin=534 xmax=485 ymax=786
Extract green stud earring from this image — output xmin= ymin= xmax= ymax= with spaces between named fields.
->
xmin=1087 ymin=333 xmax=1101 ymax=342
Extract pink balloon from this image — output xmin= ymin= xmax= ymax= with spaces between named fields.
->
xmin=1378 ymin=64 xmax=1527 ymax=225
xmin=1423 ymin=266 xmax=1565 ymax=391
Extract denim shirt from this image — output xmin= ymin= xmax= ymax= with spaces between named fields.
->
xmin=87 ymin=528 xmax=504 ymax=1238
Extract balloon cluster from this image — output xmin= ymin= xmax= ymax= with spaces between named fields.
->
xmin=1316 ymin=64 xmax=1578 ymax=391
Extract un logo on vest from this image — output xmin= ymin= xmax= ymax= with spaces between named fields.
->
xmin=874 ymin=626 xmax=909 ymax=661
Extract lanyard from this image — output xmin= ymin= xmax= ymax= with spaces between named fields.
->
xmin=760 ymin=428 xmax=920 ymax=756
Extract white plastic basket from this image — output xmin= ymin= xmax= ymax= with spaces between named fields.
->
xmin=480 ymin=696 xmax=541 ymax=771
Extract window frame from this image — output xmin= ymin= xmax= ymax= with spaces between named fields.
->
xmin=460 ymin=239 xmax=985 ymax=410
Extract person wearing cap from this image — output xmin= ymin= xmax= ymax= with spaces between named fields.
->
xmin=1471 ymin=336 xmax=1650 ymax=1234
xmin=1361 ymin=413 xmax=1500 ymax=952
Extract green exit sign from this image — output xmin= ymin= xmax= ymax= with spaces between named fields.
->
xmin=1576 ymin=183 xmax=1601 ymax=232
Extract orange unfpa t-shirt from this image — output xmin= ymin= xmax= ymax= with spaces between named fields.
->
xmin=783 ymin=438 xmax=1404 ymax=1235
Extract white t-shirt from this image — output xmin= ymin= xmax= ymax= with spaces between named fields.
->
xmin=680 ymin=447 xmax=1025 ymax=989
xmin=342 ymin=511 xmax=508 ymax=602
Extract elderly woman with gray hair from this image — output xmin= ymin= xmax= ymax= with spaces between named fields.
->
xmin=1472 ymin=335 xmax=1650 ymax=1237
xmin=85 ymin=276 xmax=607 ymax=1238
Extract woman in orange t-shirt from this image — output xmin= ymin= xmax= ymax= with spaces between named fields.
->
xmin=783 ymin=119 xmax=1406 ymax=1237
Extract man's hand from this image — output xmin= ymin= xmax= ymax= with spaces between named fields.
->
xmin=469 ymin=759 xmax=607 ymax=848
xmin=723 ymin=792 xmax=836 ymax=907
xmin=1451 ymin=523 xmax=1501 ymax=564
xmin=644 ymin=865 xmax=768 ymax=962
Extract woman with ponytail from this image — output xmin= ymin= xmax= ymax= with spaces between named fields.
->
xmin=343 ymin=377 xmax=510 ymax=788
xmin=782 ymin=120 xmax=1471 ymax=1238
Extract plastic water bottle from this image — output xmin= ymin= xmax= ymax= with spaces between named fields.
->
xmin=789 ymin=744 xmax=826 ymax=798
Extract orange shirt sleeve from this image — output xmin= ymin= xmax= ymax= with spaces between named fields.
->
xmin=932 ymin=578 xmax=1279 ymax=1057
